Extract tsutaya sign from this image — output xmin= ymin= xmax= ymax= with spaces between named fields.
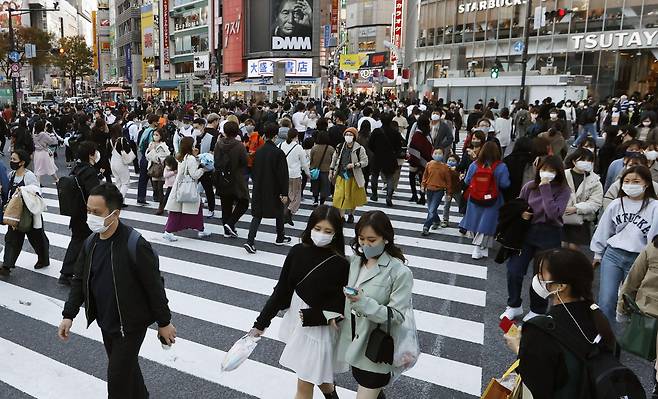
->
xmin=458 ymin=0 xmax=526 ymax=13
xmin=570 ymin=29 xmax=658 ymax=51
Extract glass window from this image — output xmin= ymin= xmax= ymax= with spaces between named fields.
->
xmin=587 ymin=0 xmax=605 ymax=32
xmin=643 ymin=3 xmax=658 ymax=28
xmin=605 ymin=0 xmax=623 ymax=31
xmin=622 ymin=0 xmax=642 ymax=30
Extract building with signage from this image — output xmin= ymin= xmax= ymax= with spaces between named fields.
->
xmin=114 ymin=0 xmax=143 ymax=95
xmin=409 ymin=0 xmax=658 ymax=101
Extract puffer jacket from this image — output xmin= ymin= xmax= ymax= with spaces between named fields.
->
xmin=564 ymin=169 xmax=603 ymax=222
xmin=618 ymin=241 xmax=658 ymax=318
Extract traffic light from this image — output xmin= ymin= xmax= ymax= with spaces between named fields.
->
xmin=545 ymin=8 xmax=571 ymax=21
xmin=490 ymin=66 xmax=499 ymax=79
xmin=59 ymin=48 xmax=65 ymax=55
xmin=50 ymin=48 xmax=64 ymax=55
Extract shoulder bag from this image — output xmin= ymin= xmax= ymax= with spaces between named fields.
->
xmin=310 ymin=145 xmax=328 ymax=181
xmin=365 ymin=306 xmax=394 ymax=365
xmin=118 ymin=138 xmax=136 ymax=165
xmin=147 ymin=145 xmax=165 ymax=178
xmin=175 ymin=156 xmax=200 ymax=203
xmin=620 ymin=293 xmax=658 ymax=361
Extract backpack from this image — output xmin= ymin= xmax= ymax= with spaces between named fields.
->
xmin=83 ymin=227 xmax=142 ymax=265
xmin=56 ymin=173 xmax=85 ymax=217
xmin=527 ymin=314 xmax=646 ymax=399
xmin=122 ymin=122 xmax=132 ymax=142
xmin=214 ymin=150 xmax=233 ymax=191
xmin=467 ymin=161 xmax=501 ymax=207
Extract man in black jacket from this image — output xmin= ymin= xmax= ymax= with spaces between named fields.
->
xmin=327 ymin=111 xmax=347 ymax=148
xmin=58 ymin=183 xmax=175 ymax=399
xmin=59 ymin=141 xmax=102 ymax=285
xmin=466 ymin=103 xmax=484 ymax=132
xmin=244 ymin=122 xmax=290 ymax=254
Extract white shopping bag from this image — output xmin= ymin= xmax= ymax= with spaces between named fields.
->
xmin=221 ymin=335 xmax=260 ymax=372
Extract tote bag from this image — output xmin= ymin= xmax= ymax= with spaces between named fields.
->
xmin=175 ymin=156 xmax=200 ymax=203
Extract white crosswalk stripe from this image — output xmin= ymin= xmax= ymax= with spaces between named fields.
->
xmin=0 ymin=163 xmax=486 ymax=398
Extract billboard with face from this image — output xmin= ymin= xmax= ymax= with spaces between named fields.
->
xmin=271 ymin=0 xmax=312 ymax=51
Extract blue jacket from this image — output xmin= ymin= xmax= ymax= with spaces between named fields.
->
xmin=459 ymin=161 xmax=511 ymax=236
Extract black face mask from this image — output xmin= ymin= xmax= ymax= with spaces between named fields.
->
xmin=10 ymin=161 xmax=20 ymax=170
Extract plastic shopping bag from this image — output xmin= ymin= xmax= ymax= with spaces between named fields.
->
xmin=390 ymin=302 xmax=420 ymax=384
xmin=221 ymin=335 xmax=260 ymax=372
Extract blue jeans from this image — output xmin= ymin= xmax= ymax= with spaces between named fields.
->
xmin=506 ymin=224 xmax=562 ymax=313
xmin=424 ymin=190 xmax=445 ymax=228
xmin=573 ymin=122 xmax=597 ymax=146
xmin=598 ymin=246 xmax=639 ymax=323
xmin=442 ymin=195 xmax=454 ymax=223
xmin=137 ymin=155 xmax=149 ymax=202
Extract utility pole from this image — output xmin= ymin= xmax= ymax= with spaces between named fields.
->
xmin=519 ymin=0 xmax=532 ymax=103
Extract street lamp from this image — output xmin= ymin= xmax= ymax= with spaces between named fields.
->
xmin=8 ymin=2 xmax=60 ymax=108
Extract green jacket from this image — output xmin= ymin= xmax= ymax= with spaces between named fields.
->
xmin=336 ymin=252 xmax=414 ymax=374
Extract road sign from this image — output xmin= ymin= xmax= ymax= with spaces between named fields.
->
xmin=10 ymin=63 xmax=21 ymax=74
xmin=513 ymin=41 xmax=525 ymax=54
xmin=8 ymin=51 xmax=19 ymax=63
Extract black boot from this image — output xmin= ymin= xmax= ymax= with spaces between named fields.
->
xmin=377 ymin=391 xmax=386 ymax=399
xmin=323 ymin=390 xmax=339 ymax=399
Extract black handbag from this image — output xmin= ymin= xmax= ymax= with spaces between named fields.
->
xmin=365 ymin=307 xmax=394 ymax=364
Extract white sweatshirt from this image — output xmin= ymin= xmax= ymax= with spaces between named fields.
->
xmin=278 ymin=140 xmax=310 ymax=179
xmin=590 ymin=197 xmax=658 ymax=259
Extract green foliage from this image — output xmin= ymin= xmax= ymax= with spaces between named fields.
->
xmin=51 ymin=36 xmax=94 ymax=96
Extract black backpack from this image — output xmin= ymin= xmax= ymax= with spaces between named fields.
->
xmin=526 ymin=313 xmax=646 ymax=399
xmin=56 ymin=174 xmax=85 ymax=217
xmin=84 ymin=227 xmax=143 ymax=265
xmin=213 ymin=150 xmax=233 ymax=192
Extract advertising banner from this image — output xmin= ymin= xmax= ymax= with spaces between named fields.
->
xmin=330 ymin=0 xmax=338 ymax=33
xmin=271 ymin=0 xmax=313 ymax=51
xmin=162 ymin=0 xmax=170 ymax=72
xmin=97 ymin=6 xmax=111 ymax=84
xmin=391 ymin=0 xmax=403 ymax=63
xmin=125 ymin=43 xmax=132 ymax=83
xmin=367 ymin=52 xmax=388 ymax=68
xmin=141 ymin=4 xmax=154 ymax=58
xmin=194 ymin=54 xmax=210 ymax=72
xmin=339 ymin=54 xmax=365 ymax=72
xmin=247 ymin=58 xmax=312 ymax=78
xmin=92 ymin=11 xmax=97 ymax=70
xmin=223 ymin=0 xmax=244 ymax=74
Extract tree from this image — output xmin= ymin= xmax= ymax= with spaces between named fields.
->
xmin=51 ymin=36 xmax=94 ymax=97
xmin=0 ymin=26 xmax=53 ymax=80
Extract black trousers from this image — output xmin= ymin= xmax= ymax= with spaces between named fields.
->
xmin=3 ymin=226 xmax=49 ymax=268
xmin=61 ymin=220 xmax=91 ymax=276
xmin=408 ymin=168 xmax=425 ymax=201
xmin=199 ymin=172 xmax=215 ymax=212
xmin=0 ymin=134 xmax=6 ymax=153
xmin=220 ymin=195 xmax=249 ymax=229
xmin=247 ymin=212 xmax=284 ymax=245
xmin=151 ymin=179 xmax=164 ymax=203
xmin=159 ymin=186 xmax=172 ymax=212
xmin=102 ymin=328 xmax=149 ymax=399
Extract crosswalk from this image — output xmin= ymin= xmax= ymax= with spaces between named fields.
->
xmin=0 ymin=162 xmax=488 ymax=399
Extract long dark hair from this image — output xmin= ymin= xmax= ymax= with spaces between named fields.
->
xmin=532 ymin=155 xmax=566 ymax=189
xmin=536 ymin=248 xmax=616 ymax=352
xmin=352 ymin=211 xmax=406 ymax=263
xmin=476 ymin=141 xmax=501 ymax=165
xmin=300 ymin=205 xmax=345 ymax=257
xmin=177 ymin=136 xmax=194 ymax=161
xmin=618 ymin=165 xmax=657 ymax=212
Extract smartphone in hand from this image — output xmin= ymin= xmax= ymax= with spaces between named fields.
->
xmin=343 ymin=286 xmax=359 ymax=296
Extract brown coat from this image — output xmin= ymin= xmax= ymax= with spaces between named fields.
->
xmin=618 ymin=242 xmax=658 ymax=318
xmin=421 ymin=160 xmax=456 ymax=194
xmin=309 ymin=144 xmax=335 ymax=172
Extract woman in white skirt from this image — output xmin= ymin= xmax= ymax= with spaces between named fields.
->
xmin=250 ymin=205 xmax=350 ymax=399
xmin=32 ymin=119 xmax=59 ymax=184
xmin=108 ymin=124 xmax=133 ymax=201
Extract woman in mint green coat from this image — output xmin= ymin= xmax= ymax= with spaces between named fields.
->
xmin=337 ymin=211 xmax=413 ymax=399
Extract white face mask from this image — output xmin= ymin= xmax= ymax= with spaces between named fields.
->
xmin=575 ymin=161 xmax=593 ymax=173
xmin=550 ymin=113 xmax=558 ymax=119
xmin=531 ymin=275 xmax=558 ymax=300
xmin=539 ymin=171 xmax=556 ymax=181
xmin=310 ymin=230 xmax=334 ymax=247
xmin=643 ymin=121 xmax=652 ymax=127
xmin=93 ymin=151 xmax=100 ymax=164
xmin=87 ymin=211 xmax=116 ymax=234
xmin=646 ymin=150 xmax=658 ymax=161
xmin=344 ymin=135 xmax=354 ymax=144
xmin=622 ymin=183 xmax=646 ymax=198
xmin=431 ymin=114 xmax=441 ymax=121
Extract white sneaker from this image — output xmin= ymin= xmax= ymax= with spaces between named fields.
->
xmin=162 ymin=232 xmax=177 ymax=242
xmin=499 ymin=306 xmax=524 ymax=320
xmin=481 ymin=246 xmax=489 ymax=258
xmin=198 ymin=231 xmax=211 ymax=238
xmin=523 ymin=311 xmax=541 ymax=322
xmin=471 ymin=246 xmax=484 ymax=259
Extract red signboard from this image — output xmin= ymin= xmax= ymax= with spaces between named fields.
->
xmin=331 ymin=0 xmax=339 ymax=33
xmin=162 ymin=0 xmax=170 ymax=69
xmin=391 ymin=0 xmax=403 ymax=63
xmin=222 ymin=0 xmax=244 ymax=75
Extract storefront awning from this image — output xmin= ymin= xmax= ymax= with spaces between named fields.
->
xmin=155 ymin=79 xmax=181 ymax=90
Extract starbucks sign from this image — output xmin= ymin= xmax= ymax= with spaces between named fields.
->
xmin=458 ymin=0 xmax=527 ymax=13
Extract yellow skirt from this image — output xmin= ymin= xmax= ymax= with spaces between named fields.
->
xmin=333 ymin=175 xmax=367 ymax=211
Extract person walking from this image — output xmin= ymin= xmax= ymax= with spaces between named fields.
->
xmin=32 ymin=119 xmax=59 ymax=184
xmin=329 ymin=127 xmax=368 ymax=224
xmin=420 ymin=148 xmax=456 ymax=236
xmin=157 ymin=156 xmax=178 ymax=216
xmin=137 ymin=114 xmax=159 ymax=205
xmin=459 ymin=142 xmax=511 ymax=260
xmin=244 ymin=122 xmax=290 ymax=254
xmin=162 ymin=136 xmax=211 ymax=241
xmin=108 ymin=125 xmax=133 ymax=200
xmin=90 ymin=117 xmax=112 ymax=183
xmin=145 ymin=128 xmax=171 ymax=206
xmin=495 ymin=108 xmax=513 ymax=155
xmin=408 ymin=115 xmax=433 ymax=205
xmin=279 ymin=128 xmax=310 ymax=226
xmin=0 ymin=150 xmax=50 ymax=276
xmin=309 ymin=131 xmax=335 ymax=206
xmin=214 ymin=121 xmax=249 ymax=238
xmin=337 ymin=210 xmax=413 ymax=399
xmin=368 ymin=115 xmax=401 ymax=207
xmin=59 ymin=141 xmax=103 ymax=285
xmin=591 ymin=165 xmax=658 ymax=322
xmin=250 ymin=205 xmax=349 ymax=399
xmin=58 ymin=183 xmax=176 ymax=399
xmin=502 ymin=155 xmax=571 ymax=322
xmin=194 ymin=118 xmax=217 ymax=218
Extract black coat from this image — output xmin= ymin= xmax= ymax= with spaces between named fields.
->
xmin=62 ymin=223 xmax=172 ymax=333
xmin=69 ymin=161 xmax=102 ymax=230
xmin=368 ymin=127 xmax=399 ymax=174
xmin=503 ymin=150 xmax=535 ymax=201
xmin=494 ymin=198 xmax=532 ymax=263
xmin=214 ymin=137 xmax=249 ymax=199
xmin=250 ymin=140 xmax=289 ymax=218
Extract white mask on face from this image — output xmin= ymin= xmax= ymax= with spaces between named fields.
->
xmin=643 ymin=121 xmax=652 ymax=127
xmin=310 ymin=230 xmax=334 ymax=247
xmin=550 ymin=113 xmax=558 ymax=119
xmin=344 ymin=135 xmax=354 ymax=144
xmin=646 ymin=150 xmax=658 ymax=161
xmin=539 ymin=171 xmax=556 ymax=181
xmin=531 ymin=275 xmax=558 ymax=300
xmin=86 ymin=211 xmax=116 ymax=234
xmin=431 ymin=114 xmax=441 ymax=121
xmin=575 ymin=161 xmax=593 ymax=173
xmin=622 ymin=183 xmax=646 ymax=197
xmin=93 ymin=151 xmax=101 ymax=164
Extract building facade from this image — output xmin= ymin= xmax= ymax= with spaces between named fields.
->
xmin=114 ymin=0 xmax=142 ymax=95
xmin=410 ymin=0 xmax=658 ymax=100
